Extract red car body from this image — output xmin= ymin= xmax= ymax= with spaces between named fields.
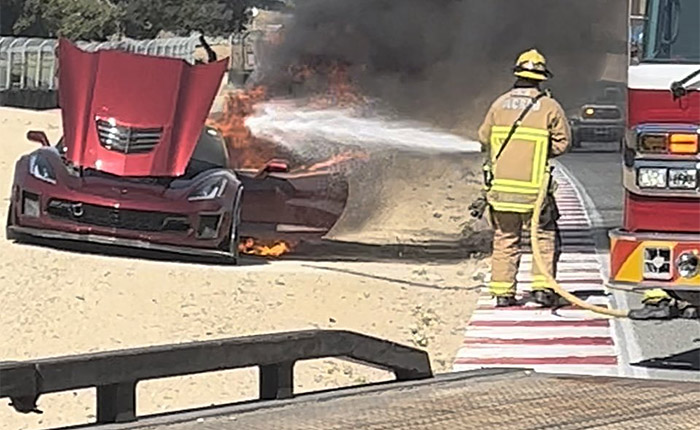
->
xmin=6 ymin=40 xmax=349 ymax=262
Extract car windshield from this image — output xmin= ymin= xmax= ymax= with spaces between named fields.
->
xmin=641 ymin=0 xmax=700 ymax=63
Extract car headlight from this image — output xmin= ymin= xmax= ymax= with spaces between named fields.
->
xmin=637 ymin=167 xmax=667 ymax=188
xmin=188 ymin=177 xmax=227 ymax=201
xmin=668 ymin=169 xmax=697 ymax=189
xmin=28 ymin=153 xmax=56 ymax=184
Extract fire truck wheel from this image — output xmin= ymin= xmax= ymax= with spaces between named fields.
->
xmin=669 ymin=291 xmax=700 ymax=308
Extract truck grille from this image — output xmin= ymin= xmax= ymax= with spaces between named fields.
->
xmin=47 ymin=199 xmax=189 ymax=232
xmin=582 ymin=107 xmax=622 ymax=120
xmin=96 ymin=119 xmax=163 ymax=154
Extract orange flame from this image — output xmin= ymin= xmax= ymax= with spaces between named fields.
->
xmin=287 ymin=58 xmax=369 ymax=109
xmin=238 ymin=238 xmax=292 ymax=257
xmin=207 ymin=58 xmax=372 ymax=256
xmin=296 ymin=150 xmax=369 ymax=173
xmin=207 ymin=87 xmax=291 ymax=169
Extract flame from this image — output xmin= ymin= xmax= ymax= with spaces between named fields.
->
xmin=295 ymin=150 xmax=369 ymax=173
xmin=207 ymin=87 xmax=291 ymax=169
xmin=238 ymin=238 xmax=292 ymax=257
xmin=288 ymin=58 xmax=369 ymax=109
xmin=206 ymin=55 xmax=373 ymax=257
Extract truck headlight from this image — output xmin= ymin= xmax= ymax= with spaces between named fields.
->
xmin=188 ymin=178 xmax=227 ymax=201
xmin=637 ymin=167 xmax=667 ymax=188
xmin=676 ymin=251 xmax=699 ymax=279
xmin=638 ymin=134 xmax=667 ymax=153
xmin=668 ymin=169 xmax=697 ymax=189
xmin=28 ymin=153 xmax=56 ymax=184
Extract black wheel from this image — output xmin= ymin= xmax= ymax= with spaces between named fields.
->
xmin=220 ymin=187 xmax=243 ymax=265
xmin=5 ymin=202 xmax=18 ymax=241
xmin=669 ymin=291 xmax=700 ymax=308
xmin=570 ymin=132 xmax=581 ymax=150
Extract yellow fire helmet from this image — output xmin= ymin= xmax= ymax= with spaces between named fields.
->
xmin=513 ymin=49 xmax=553 ymax=81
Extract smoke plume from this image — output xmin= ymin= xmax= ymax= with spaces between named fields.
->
xmin=259 ymin=0 xmax=628 ymax=137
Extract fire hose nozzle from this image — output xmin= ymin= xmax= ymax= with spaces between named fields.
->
xmin=469 ymin=195 xmax=488 ymax=219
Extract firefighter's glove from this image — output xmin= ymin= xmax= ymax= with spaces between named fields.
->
xmin=469 ymin=195 xmax=488 ymax=219
xmin=538 ymin=194 xmax=560 ymax=226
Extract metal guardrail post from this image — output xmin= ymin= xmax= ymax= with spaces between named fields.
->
xmin=96 ymin=381 xmax=137 ymax=423
xmin=19 ymin=39 xmax=29 ymax=89
xmin=6 ymin=38 xmax=20 ymax=89
xmin=259 ymin=361 xmax=295 ymax=400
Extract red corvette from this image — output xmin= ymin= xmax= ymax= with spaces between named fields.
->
xmin=5 ymin=39 xmax=348 ymax=263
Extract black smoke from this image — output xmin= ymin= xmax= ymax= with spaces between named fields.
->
xmin=259 ymin=0 xmax=628 ymax=137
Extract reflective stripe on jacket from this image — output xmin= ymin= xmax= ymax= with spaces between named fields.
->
xmin=478 ymin=87 xmax=571 ymax=213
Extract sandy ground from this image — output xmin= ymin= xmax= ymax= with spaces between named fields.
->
xmin=0 ymin=108 xmax=488 ymax=429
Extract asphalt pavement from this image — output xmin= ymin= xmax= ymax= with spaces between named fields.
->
xmin=558 ymin=147 xmax=700 ymax=381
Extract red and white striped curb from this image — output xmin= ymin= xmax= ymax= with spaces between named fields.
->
xmin=453 ymin=169 xmax=621 ymax=376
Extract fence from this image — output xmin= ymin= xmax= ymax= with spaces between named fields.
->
xmin=0 ymin=35 xmax=201 ymax=91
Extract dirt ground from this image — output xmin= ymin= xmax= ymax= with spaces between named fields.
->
xmin=0 ymin=107 xmax=488 ymax=429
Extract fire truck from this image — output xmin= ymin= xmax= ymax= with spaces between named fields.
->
xmin=609 ymin=0 xmax=700 ymax=306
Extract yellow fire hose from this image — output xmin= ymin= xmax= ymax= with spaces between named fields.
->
xmin=530 ymin=169 xmax=630 ymax=318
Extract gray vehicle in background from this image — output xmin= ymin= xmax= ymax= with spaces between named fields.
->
xmin=568 ymin=82 xmax=626 ymax=152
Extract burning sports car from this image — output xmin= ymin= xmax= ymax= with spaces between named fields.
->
xmin=5 ymin=39 xmax=349 ymax=262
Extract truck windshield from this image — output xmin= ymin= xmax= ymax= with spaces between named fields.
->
xmin=642 ymin=0 xmax=700 ymax=63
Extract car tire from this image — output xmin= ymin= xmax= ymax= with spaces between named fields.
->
xmin=5 ymin=202 xmax=18 ymax=241
xmin=669 ymin=291 xmax=700 ymax=308
xmin=221 ymin=187 xmax=243 ymax=265
xmin=570 ymin=131 xmax=581 ymax=150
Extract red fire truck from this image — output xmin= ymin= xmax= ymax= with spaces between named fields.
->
xmin=609 ymin=0 xmax=700 ymax=306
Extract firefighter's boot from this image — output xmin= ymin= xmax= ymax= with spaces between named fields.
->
xmin=496 ymin=296 xmax=518 ymax=308
xmin=531 ymin=289 xmax=562 ymax=308
xmin=628 ymin=289 xmax=679 ymax=320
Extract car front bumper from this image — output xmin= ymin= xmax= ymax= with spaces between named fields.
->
xmin=573 ymin=123 xmax=625 ymax=142
xmin=609 ymin=228 xmax=700 ymax=291
xmin=8 ymin=225 xmax=230 ymax=258
xmin=9 ymin=180 xmax=236 ymax=253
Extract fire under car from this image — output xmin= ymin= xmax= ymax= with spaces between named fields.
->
xmin=5 ymin=39 xmax=348 ymax=263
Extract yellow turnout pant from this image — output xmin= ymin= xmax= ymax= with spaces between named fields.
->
xmin=488 ymin=206 xmax=560 ymax=297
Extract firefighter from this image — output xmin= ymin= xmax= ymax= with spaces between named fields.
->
xmin=477 ymin=48 xmax=571 ymax=307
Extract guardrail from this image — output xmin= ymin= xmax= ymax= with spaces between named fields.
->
xmin=0 ymin=35 xmax=201 ymax=91
xmin=0 ymin=330 xmax=433 ymax=425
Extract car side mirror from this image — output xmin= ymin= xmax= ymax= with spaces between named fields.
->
xmin=255 ymin=159 xmax=290 ymax=179
xmin=27 ymin=131 xmax=50 ymax=147
xmin=263 ymin=159 xmax=290 ymax=173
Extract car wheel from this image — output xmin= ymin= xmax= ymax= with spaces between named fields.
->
xmin=571 ymin=133 xmax=581 ymax=150
xmin=5 ymin=202 xmax=18 ymax=241
xmin=221 ymin=187 xmax=243 ymax=265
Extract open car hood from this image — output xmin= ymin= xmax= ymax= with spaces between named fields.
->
xmin=58 ymin=39 xmax=227 ymax=177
